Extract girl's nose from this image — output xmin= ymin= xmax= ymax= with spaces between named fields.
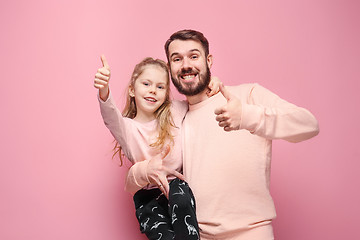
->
xmin=149 ymin=85 xmax=156 ymax=93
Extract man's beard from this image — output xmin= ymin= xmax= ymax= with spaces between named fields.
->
xmin=170 ymin=66 xmax=211 ymax=96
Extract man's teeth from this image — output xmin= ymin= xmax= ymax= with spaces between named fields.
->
xmin=182 ymin=75 xmax=195 ymax=80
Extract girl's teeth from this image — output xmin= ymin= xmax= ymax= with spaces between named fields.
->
xmin=145 ymin=98 xmax=156 ymax=102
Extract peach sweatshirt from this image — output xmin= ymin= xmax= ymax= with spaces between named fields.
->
xmin=182 ymin=83 xmax=319 ymax=239
xmin=98 ymin=92 xmax=188 ymax=193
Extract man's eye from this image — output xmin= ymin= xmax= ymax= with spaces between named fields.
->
xmin=173 ymin=58 xmax=180 ymax=62
xmin=191 ymin=55 xmax=198 ymax=59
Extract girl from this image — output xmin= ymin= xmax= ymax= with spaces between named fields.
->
xmin=94 ymin=55 xmax=219 ymax=240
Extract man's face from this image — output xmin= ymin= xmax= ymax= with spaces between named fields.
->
xmin=167 ymin=39 xmax=212 ymax=96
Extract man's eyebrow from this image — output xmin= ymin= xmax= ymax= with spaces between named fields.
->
xmin=170 ymin=52 xmax=179 ymax=59
xmin=189 ymin=49 xmax=201 ymax=53
xmin=170 ymin=49 xmax=201 ymax=59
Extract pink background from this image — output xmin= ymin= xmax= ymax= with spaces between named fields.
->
xmin=1 ymin=0 xmax=359 ymax=239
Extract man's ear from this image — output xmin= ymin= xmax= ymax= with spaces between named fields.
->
xmin=207 ymin=54 xmax=213 ymax=69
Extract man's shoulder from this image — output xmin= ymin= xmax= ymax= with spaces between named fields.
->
xmin=227 ymin=83 xmax=260 ymax=95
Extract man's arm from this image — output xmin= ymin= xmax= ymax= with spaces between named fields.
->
xmin=215 ymin=83 xmax=319 ymax=142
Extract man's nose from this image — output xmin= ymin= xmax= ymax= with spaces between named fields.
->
xmin=181 ymin=57 xmax=191 ymax=70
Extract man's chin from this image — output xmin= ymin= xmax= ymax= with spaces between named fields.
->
xmin=178 ymin=85 xmax=208 ymax=96
xmin=172 ymin=74 xmax=210 ymax=96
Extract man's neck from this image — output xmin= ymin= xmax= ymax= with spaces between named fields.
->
xmin=186 ymin=90 xmax=210 ymax=105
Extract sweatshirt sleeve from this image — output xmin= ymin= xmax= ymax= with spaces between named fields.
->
xmin=98 ymin=91 xmax=132 ymax=158
xmin=124 ymin=160 xmax=151 ymax=194
xmin=98 ymin=92 xmax=149 ymax=194
xmin=239 ymin=84 xmax=319 ymax=143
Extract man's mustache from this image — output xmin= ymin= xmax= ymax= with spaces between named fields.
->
xmin=180 ymin=68 xmax=198 ymax=75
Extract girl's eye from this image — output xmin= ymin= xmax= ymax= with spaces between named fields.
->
xmin=143 ymin=82 xmax=150 ymax=86
xmin=158 ymin=85 xmax=165 ymax=89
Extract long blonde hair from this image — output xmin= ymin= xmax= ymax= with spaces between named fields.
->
xmin=113 ymin=57 xmax=175 ymax=166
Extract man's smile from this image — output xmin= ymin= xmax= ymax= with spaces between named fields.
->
xmin=180 ymin=71 xmax=198 ymax=83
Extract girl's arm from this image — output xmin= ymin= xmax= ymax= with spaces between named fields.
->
xmin=98 ymin=92 xmax=129 ymax=148
xmin=94 ymin=55 xmax=130 ymax=157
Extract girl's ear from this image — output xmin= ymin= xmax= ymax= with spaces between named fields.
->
xmin=129 ymin=86 xmax=135 ymax=97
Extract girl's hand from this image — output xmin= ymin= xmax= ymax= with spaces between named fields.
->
xmin=94 ymin=55 xmax=111 ymax=101
xmin=207 ymin=76 xmax=221 ymax=97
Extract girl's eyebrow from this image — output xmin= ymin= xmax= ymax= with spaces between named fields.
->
xmin=139 ymin=78 xmax=151 ymax=81
xmin=140 ymin=78 xmax=167 ymax=85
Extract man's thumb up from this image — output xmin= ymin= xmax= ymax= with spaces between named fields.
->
xmin=219 ymin=83 xmax=233 ymax=101
xmin=214 ymin=83 xmax=242 ymax=132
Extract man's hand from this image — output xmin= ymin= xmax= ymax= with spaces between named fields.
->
xmin=94 ymin=55 xmax=111 ymax=101
xmin=147 ymin=145 xmax=185 ymax=198
xmin=214 ymin=83 xmax=243 ymax=132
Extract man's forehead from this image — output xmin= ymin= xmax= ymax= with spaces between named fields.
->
xmin=168 ymin=39 xmax=205 ymax=55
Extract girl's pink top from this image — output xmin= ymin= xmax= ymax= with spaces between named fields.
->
xmin=98 ymin=92 xmax=188 ymax=194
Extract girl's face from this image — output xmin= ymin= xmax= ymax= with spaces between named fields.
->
xmin=131 ymin=65 xmax=168 ymax=122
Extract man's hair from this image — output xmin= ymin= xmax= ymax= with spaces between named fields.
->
xmin=164 ymin=29 xmax=209 ymax=61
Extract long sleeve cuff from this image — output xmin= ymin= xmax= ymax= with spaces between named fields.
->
xmin=133 ymin=160 xmax=151 ymax=186
xmin=125 ymin=160 xmax=151 ymax=194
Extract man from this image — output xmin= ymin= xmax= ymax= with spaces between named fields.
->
xmin=127 ymin=29 xmax=319 ymax=239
